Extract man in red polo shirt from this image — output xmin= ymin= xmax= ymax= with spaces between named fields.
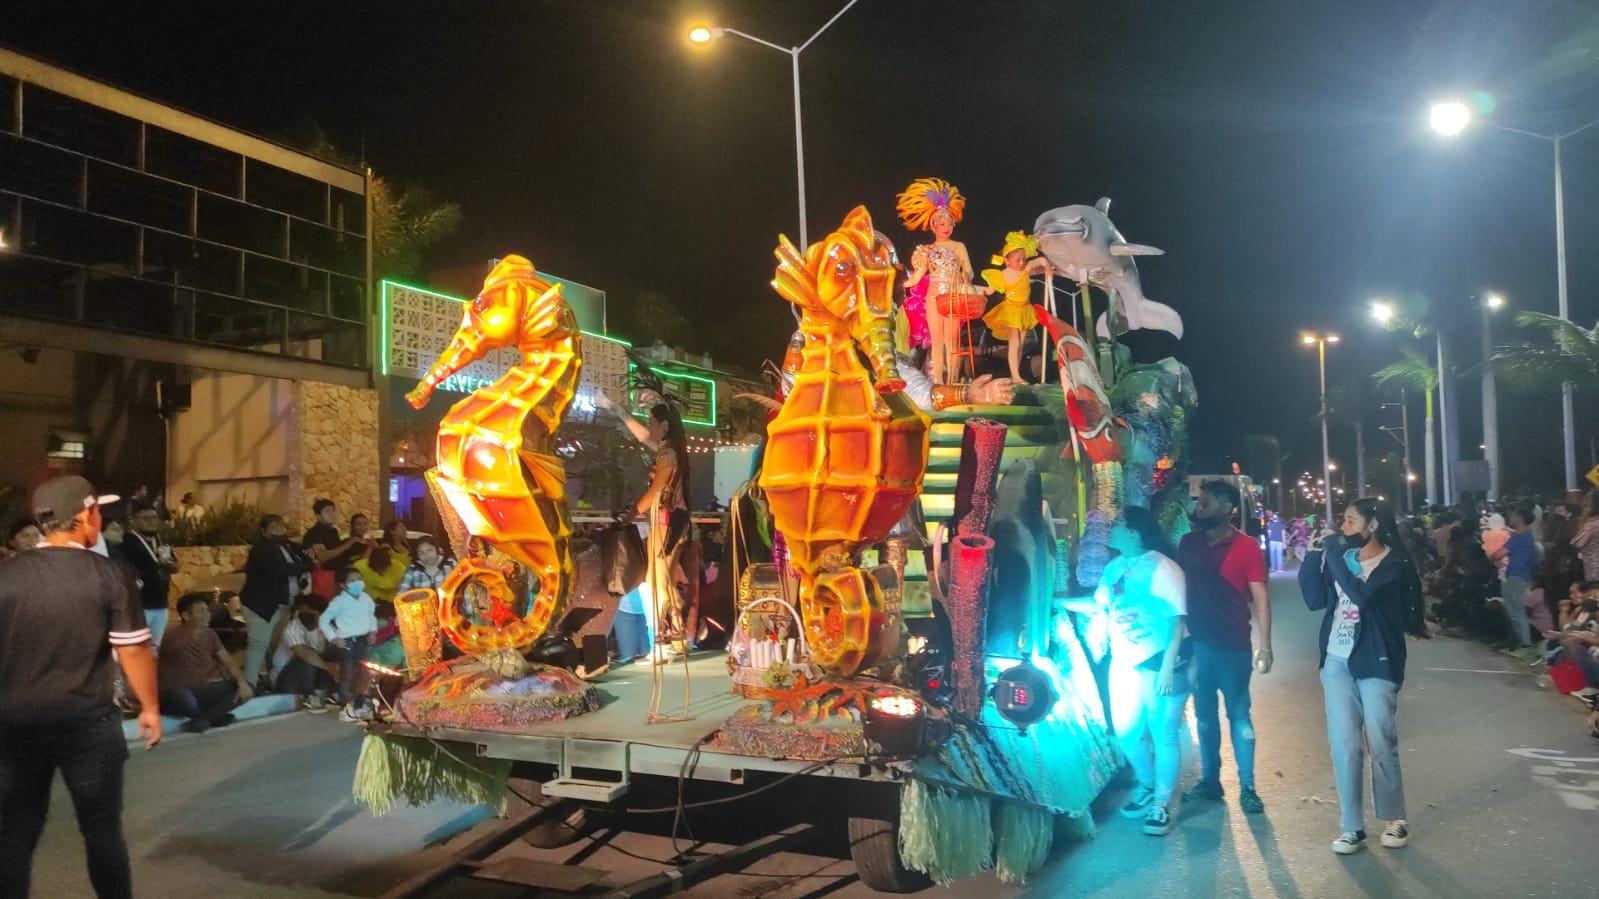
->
xmin=1177 ymin=479 xmax=1272 ymax=814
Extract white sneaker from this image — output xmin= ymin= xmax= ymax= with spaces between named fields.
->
xmin=1380 ymin=820 xmax=1409 ymax=848
xmin=1332 ymin=830 xmax=1367 ymax=855
xmin=338 ymin=705 xmax=371 ymax=723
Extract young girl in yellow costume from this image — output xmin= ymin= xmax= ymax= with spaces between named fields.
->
xmin=980 ymin=231 xmax=1051 ymax=383
xmin=898 ymin=177 xmax=977 ymax=385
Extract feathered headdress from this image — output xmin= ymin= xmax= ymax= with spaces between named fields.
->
xmin=990 ymin=231 xmax=1039 ymax=266
xmin=896 ymin=177 xmax=965 ymax=231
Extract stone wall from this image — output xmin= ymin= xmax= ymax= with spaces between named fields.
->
xmin=170 ymin=544 xmax=251 ymax=603
xmin=287 ymin=381 xmax=381 ymax=533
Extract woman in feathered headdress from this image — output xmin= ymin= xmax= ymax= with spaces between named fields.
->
xmin=980 ymin=230 xmax=1051 ymax=383
xmin=897 ymin=177 xmax=976 ymax=385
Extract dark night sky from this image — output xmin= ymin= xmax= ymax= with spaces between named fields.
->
xmin=9 ymin=0 xmax=1599 ymax=495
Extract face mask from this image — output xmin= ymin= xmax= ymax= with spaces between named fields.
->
xmin=1344 ymin=527 xmax=1372 ymax=550
xmin=346 ymin=580 xmax=365 ymax=597
xmin=1343 ymin=548 xmax=1363 ymax=576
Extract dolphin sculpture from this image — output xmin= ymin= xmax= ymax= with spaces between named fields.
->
xmin=1033 ymin=198 xmax=1183 ymax=339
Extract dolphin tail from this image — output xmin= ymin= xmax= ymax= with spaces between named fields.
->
xmin=1095 ymin=295 xmax=1184 ymax=340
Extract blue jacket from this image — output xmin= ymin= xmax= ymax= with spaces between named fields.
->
xmin=1298 ymin=536 xmax=1417 ymax=686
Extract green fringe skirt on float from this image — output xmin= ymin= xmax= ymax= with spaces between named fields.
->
xmin=352 ymin=733 xmax=510 ymax=816
xmin=899 ymin=623 xmax=1123 ymax=884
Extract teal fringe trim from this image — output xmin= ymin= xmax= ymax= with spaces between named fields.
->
xmin=352 ymin=733 xmax=510 ymax=816
xmin=898 ymin=779 xmax=993 ymax=884
xmin=993 ymin=799 xmax=1054 ymax=884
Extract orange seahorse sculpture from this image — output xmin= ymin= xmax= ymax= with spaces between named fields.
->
xmin=404 ymin=255 xmax=580 ymax=654
xmin=759 ymin=207 xmax=931 ymax=677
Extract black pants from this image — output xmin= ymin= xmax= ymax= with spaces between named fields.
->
xmin=158 ymin=681 xmax=237 ymax=727
xmin=0 ymin=715 xmax=132 ymax=899
xmin=275 ymin=657 xmax=335 ymax=697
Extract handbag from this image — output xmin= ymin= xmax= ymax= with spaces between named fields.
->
xmin=1136 ymin=636 xmax=1194 ymax=673
xmin=599 ymin=522 xmax=647 ymax=596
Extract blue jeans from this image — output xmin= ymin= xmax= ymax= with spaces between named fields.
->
xmin=1109 ymin=658 xmax=1189 ymax=804
xmin=1268 ymin=541 xmax=1284 ymax=571
xmin=0 ymin=716 xmax=132 ymax=899
xmin=323 ymin=636 xmax=370 ymax=707
xmin=1320 ymin=655 xmax=1406 ymax=832
xmin=1189 ymin=641 xmax=1256 ymax=787
xmin=1503 ymin=576 xmax=1532 ymax=647
xmin=144 ymin=608 xmax=169 ymax=651
xmin=158 ymin=681 xmax=237 ymax=727
xmin=613 ymin=611 xmax=651 ymax=661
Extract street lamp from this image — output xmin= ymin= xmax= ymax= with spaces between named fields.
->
xmin=688 ymin=0 xmax=862 ymax=252
xmin=1372 ymin=299 xmax=1454 ymax=505
xmin=1430 ymin=98 xmax=1599 ymax=491
xmin=1303 ymin=331 xmax=1339 ymax=521
xmin=1482 ymin=292 xmax=1505 ymax=501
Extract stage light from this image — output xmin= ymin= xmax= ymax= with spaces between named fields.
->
xmin=865 ymin=693 xmax=925 ymax=757
xmin=992 ymin=660 xmax=1056 ymax=731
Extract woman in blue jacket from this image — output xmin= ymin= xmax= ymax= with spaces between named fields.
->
xmin=1299 ymin=498 xmax=1427 ymax=856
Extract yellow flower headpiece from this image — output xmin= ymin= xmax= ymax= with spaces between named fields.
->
xmin=896 ymin=177 xmax=965 ymax=231
xmin=990 ymin=231 xmax=1039 ymax=266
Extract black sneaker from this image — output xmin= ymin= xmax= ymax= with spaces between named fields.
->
xmin=1120 ymin=785 xmax=1156 ymax=819
xmin=1238 ymin=786 xmax=1264 ymax=814
xmin=180 ymin=718 xmax=210 ymax=735
xmin=1380 ymin=820 xmax=1409 ymax=848
xmin=1332 ymin=830 xmax=1367 ymax=855
xmin=1182 ymin=780 xmax=1225 ymax=802
xmin=1143 ymin=804 xmax=1172 ymax=836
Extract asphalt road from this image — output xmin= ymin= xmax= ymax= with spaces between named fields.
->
xmin=23 ymin=570 xmax=1599 ymax=898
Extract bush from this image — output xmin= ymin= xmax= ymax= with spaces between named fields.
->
xmin=168 ymin=500 xmax=270 ymax=547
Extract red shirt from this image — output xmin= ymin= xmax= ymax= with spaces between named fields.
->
xmin=1177 ymin=527 xmax=1266 ymax=650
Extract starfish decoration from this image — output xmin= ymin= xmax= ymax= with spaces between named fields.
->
xmin=484 ymin=596 xmax=520 ymax=628
xmin=762 ymin=672 xmax=875 ymax=721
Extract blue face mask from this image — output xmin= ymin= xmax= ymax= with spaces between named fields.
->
xmin=346 ymin=580 xmax=365 ymax=597
xmin=1342 ymin=548 xmax=1363 ymax=576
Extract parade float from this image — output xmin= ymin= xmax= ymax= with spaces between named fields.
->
xmin=352 ymin=191 xmax=1198 ymax=894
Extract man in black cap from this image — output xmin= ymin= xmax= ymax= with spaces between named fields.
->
xmin=0 ymin=475 xmax=160 ymax=899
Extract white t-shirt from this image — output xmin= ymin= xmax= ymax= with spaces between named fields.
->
xmin=1327 ymin=547 xmax=1388 ymax=660
xmin=271 ymin=617 xmax=328 ymax=680
xmin=1093 ymin=550 xmax=1187 ymax=667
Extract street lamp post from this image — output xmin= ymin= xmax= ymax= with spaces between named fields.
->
xmin=1431 ymin=100 xmax=1599 ymax=491
xmin=1304 ymin=332 xmax=1339 ymax=521
xmin=1380 ymin=392 xmax=1415 ymax=514
xmin=690 ymin=0 xmax=863 ymax=252
xmin=1482 ymin=293 xmax=1505 ymax=501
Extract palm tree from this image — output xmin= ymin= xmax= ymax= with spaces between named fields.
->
xmin=1492 ymin=312 xmax=1599 ymax=394
xmin=1373 ymin=349 xmax=1438 ymax=505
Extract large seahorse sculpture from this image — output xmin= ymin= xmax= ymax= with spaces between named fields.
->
xmin=759 ymin=207 xmax=931 ymax=677
xmin=404 ymin=255 xmax=580 ymax=654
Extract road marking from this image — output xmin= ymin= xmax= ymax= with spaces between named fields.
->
xmin=1510 ymin=749 xmax=1599 ymax=811
xmin=1424 ymin=667 xmax=1520 ymax=674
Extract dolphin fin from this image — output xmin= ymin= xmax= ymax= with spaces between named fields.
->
xmin=1095 ymin=197 xmax=1111 ymax=214
xmin=1109 ymin=242 xmax=1164 ymax=257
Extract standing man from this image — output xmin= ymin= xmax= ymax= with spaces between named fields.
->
xmin=0 ymin=476 xmax=161 ymax=899
xmin=121 ymin=502 xmax=178 ymax=649
xmin=1266 ymin=510 xmax=1286 ymax=572
xmin=1502 ymin=501 xmax=1538 ymax=651
xmin=238 ymin=515 xmax=312 ymax=690
xmin=1178 ymin=479 xmax=1272 ymax=813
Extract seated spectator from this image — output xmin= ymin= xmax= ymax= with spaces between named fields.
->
xmin=272 ymin=595 xmax=337 ymax=712
xmin=354 ymin=545 xmax=406 ymax=603
xmin=1434 ymin=543 xmax=1504 ymax=642
xmin=158 ymin=594 xmax=252 ymax=733
xmin=398 ymin=537 xmax=455 ymax=593
xmin=378 ymin=519 xmax=413 ymax=571
xmin=368 ymin=601 xmax=406 ymax=670
xmin=209 ymin=592 xmax=249 ymax=660
xmin=322 ymin=568 xmax=378 ymax=721
xmin=7 ymin=518 xmax=42 ymax=556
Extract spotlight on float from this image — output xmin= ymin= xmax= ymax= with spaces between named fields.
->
xmin=358 ymin=660 xmax=405 ymax=710
xmin=864 ymin=693 xmax=926 ymax=757
xmin=991 ymin=659 xmax=1056 ymax=732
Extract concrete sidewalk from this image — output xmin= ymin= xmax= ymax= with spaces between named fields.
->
xmin=122 ymin=692 xmax=300 ymax=743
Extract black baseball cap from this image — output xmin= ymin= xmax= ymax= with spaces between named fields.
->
xmin=32 ymin=476 xmax=120 ymax=525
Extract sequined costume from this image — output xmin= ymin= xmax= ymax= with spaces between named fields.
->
xmin=980 ymin=268 xmax=1039 ymax=333
xmin=646 ymin=445 xmax=689 ymax=642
